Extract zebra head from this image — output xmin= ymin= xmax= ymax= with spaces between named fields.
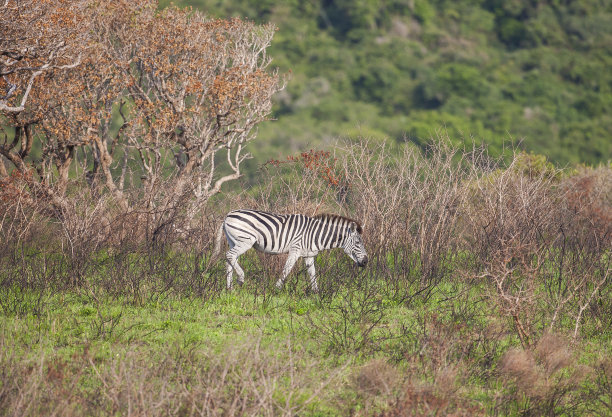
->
xmin=343 ymin=221 xmax=368 ymax=267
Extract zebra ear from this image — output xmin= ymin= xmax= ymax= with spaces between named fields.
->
xmin=348 ymin=222 xmax=355 ymax=233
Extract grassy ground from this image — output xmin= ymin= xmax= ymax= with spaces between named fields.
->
xmin=0 ymin=280 xmax=407 ymax=414
xmin=1 ymin=259 xmax=609 ymax=416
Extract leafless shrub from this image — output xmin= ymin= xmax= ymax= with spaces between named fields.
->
xmin=304 ymin=271 xmax=385 ymax=354
xmin=0 ymin=173 xmax=42 ymax=245
xmin=550 ymin=165 xmax=611 ymax=339
xmin=582 ymin=357 xmax=612 ymax=417
xmin=461 ymin=153 xmax=611 ymax=344
xmin=51 ymin=184 xmax=113 ymax=287
xmin=0 ymin=206 xmax=223 ymax=306
xmin=337 ymin=137 xmax=472 ymax=294
xmin=402 ymin=310 xmax=486 ymax=381
xmin=462 ymin=152 xmax=564 ymax=347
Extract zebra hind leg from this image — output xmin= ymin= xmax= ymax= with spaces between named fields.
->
xmin=304 ymin=256 xmax=318 ymax=293
xmin=225 ymin=240 xmax=253 ymax=289
xmin=276 ymin=251 xmax=299 ymax=290
xmin=225 ymin=260 xmax=234 ymax=290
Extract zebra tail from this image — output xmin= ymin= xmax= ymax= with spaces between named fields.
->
xmin=212 ymin=221 xmax=225 ymax=259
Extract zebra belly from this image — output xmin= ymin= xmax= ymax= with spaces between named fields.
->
xmin=253 ymin=241 xmax=288 ymax=255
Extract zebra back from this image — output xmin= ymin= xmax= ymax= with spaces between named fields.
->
xmin=224 ymin=209 xmax=361 ymax=253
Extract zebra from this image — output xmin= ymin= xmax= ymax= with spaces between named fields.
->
xmin=213 ymin=209 xmax=368 ymax=292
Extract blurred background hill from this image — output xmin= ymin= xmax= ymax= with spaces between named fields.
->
xmin=162 ymin=0 xmax=612 ymax=169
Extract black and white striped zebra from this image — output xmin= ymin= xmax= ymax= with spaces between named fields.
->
xmin=213 ymin=209 xmax=368 ymax=291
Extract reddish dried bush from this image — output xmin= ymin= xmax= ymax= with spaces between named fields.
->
xmin=561 ymin=166 xmax=612 ymax=244
xmin=546 ymin=166 xmax=611 ymax=339
xmin=497 ymin=333 xmax=591 ymax=416
xmin=353 ymin=359 xmax=400 ymax=398
xmin=266 ymin=149 xmax=344 ymax=188
xmin=381 ymin=381 xmax=484 ymax=417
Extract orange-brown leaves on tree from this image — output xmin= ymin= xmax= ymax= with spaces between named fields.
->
xmin=266 ymin=150 xmax=345 ymax=188
xmin=1 ymin=0 xmax=282 ymax=222
xmin=1 ymin=0 xmax=91 ymax=115
xmin=0 ymin=170 xmax=33 ymax=203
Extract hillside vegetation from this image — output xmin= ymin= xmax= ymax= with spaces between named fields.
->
xmin=166 ymin=0 xmax=612 ymax=167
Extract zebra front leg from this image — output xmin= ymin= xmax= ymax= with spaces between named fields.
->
xmin=304 ymin=256 xmax=318 ymax=293
xmin=275 ymin=251 xmax=299 ymax=290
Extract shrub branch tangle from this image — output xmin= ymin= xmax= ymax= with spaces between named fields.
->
xmin=462 ymin=154 xmax=610 ymax=346
xmin=337 ymin=140 xmax=468 ymax=294
xmin=255 ymin=139 xmax=610 ymax=344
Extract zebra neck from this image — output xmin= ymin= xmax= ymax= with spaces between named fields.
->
xmin=336 ymin=231 xmax=348 ymax=249
xmin=319 ymin=223 xmax=348 ymax=250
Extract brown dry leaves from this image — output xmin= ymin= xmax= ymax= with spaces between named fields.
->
xmin=1 ymin=0 xmax=281 ymax=221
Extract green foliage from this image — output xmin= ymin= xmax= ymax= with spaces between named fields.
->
xmin=160 ymin=0 xmax=611 ymax=172
xmin=513 ymin=151 xmax=560 ymax=180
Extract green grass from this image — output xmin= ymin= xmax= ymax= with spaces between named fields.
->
xmin=0 ymin=283 xmax=423 ymax=414
xmin=1 ymin=253 xmax=610 ymax=415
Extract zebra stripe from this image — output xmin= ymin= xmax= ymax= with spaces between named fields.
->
xmin=214 ymin=209 xmax=368 ymax=291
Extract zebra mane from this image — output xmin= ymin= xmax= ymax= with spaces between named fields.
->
xmin=312 ymin=213 xmax=363 ymax=234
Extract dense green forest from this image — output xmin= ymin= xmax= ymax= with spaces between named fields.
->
xmin=163 ymin=0 xmax=612 ymax=168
